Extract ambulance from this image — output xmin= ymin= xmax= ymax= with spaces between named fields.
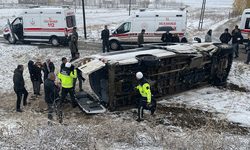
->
xmin=109 ymin=8 xmax=187 ymax=50
xmin=240 ymin=9 xmax=250 ymax=42
xmin=3 ymin=6 xmax=76 ymax=46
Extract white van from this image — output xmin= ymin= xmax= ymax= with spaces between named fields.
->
xmin=109 ymin=9 xmax=187 ymax=50
xmin=239 ymin=9 xmax=250 ymax=42
xmin=3 ymin=6 xmax=76 ymax=46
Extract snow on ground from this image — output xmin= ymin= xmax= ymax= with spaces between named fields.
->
xmin=1 ymin=5 xmax=250 ymax=149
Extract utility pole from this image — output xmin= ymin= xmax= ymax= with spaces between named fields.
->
xmin=129 ymin=0 xmax=131 ymax=16
xmin=82 ymin=0 xmax=87 ymax=39
xmin=198 ymin=0 xmax=206 ymax=31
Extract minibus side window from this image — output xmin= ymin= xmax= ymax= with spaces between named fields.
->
xmin=116 ymin=22 xmax=131 ymax=34
xmin=66 ymin=16 xmax=76 ymax=28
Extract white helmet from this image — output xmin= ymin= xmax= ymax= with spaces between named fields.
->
xmin=65 ymin=62 xmax=71 ymax=68
xmin=136 ymin=72 xmax=143 ymax=79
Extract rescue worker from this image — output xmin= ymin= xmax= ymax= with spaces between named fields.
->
xmin=70 ymin=52 xmax=85 ymax=92
xmin=232 ymin=29 xmax=243 ymax=58
xmin=43 ymin=58 xmax=55 ymax=82
xmin=137 ymin=29 xmax=145 ymax=47
xmin=205 ymin=29 xmax=212 ymax=42
xmin=60 ymin=57 xmax=67 ymax=72
xmin=101 ymin=25 xmax=110 ymax=53
xmin=13 ymin=65 xmax=28 ymax=112
xmin=135 ymin=72 xmax=156 ymax=122
xmin=161 ymin=30 xmax=172 ymax=42
xmin=57 ymin=62 xmax=78 ymax=123
xmin=44 ymin=72 xmax=60 ymax=120
xmin=219 ymin=28 xmax=231 ymax=44
xmin=69 ymin=35 xmax=78 ymax=58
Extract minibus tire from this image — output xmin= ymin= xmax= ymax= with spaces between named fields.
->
xmin=110 ymin=40 xmax=120 ymax=50
xmin=8 ymin=35 xmax=16 ymax=44
xmin=51 ymin=37 xmax=60 ymax=47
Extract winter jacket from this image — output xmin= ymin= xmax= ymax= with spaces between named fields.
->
xmin=71 ymin=29 xmax=78 ymax=40
xmin=101 ymin=29 xmax=110 ymax=41
xmin=28 ymin=60 xmax=42 ymax=82
xmin=232 ymin=32 xmax=243 ymax=44
xmin=232 ymin=28 xmax=241 ymax=35
xmin=137 ymin=77 xmax=151 ymax=103
xmin=44 ymin=78 xmax=60 ymax=104
xmin=161 ymin=33 xmax=172 ymax=42
xmin=43 ymin=62 xmax=55 ymax=81
xmin=220 ymin=33 xmax=231 ymax=44
xmin=13 ymin=68 xmax=25 ymax=90
xmin=137 ymin=33 xmax=144 ymax=45
xmin=60 ymin=63 xmax=66 ymax=73
xmin=58 ymin=67 xmax=77 ymax=88
xmin=205 ymin=33 xmax=212 ymax=42
xmin=172 ymin=36 xmax=180 ymax=42
xmin=69 ymin=35 xmax=78 ymax=53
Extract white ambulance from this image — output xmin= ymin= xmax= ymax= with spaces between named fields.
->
xmin=240 ymin=9 xmax=250 ymax=42
xmin=109 ymin=8 xmax=187 ymax=50
xmin=3 ymin=6 xmax=76 ymax=46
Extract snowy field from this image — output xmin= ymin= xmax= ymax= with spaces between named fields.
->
xmin=1 ymin=3 xmax=250 ymax=149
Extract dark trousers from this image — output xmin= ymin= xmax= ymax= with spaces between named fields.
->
xmin=137 ymin=97 xmax=156 ymax=120
xmin=102 ymin=40 xmax=109 ymax=53
xmin=14 ymin=88 xmax=28 ymax=110
xmin=71 ymin=52 xmax=75 ymax=58
xmin=232 ymin=43 xmax=239 ymax=57
xmin=58 ymin=87 xmax=77 ymax=110
xmin=33 ymin=81 xmax=41 ymax=94
xmin=73 ymin=72 xmax=82 ymax=91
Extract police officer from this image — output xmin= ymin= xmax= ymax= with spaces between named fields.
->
xmin=57 ymin=62 xmax=78 ymax=123
xmin=135 ymin=72 xmax=156 ymax=122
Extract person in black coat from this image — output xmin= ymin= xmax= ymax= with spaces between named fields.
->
xmin=60 ymin=57 xmax=67 ymax=73
xmin=70 ymin=52 xmax=85 ymax=92
xmin=43 ymin=58 xmax=55 ymax=82
xmin=44 ymin=72 xmax=61 ymax=120
xmin=232 ymin=29 xmax=243 ymax=58
xmin=172 ymin=33 xmax=180 ymax=42
xmin=101 ymin=25 xmax=110 ymax=53
xmin=13 ymin=65 xmax=28 ymax=112
xmin=220 ymin=28 xmax=231 ymax=44
xmin=161 ymin=30 xmax=172 ymax=42
xmin=232 ymin=25 xmax=241 ymax=35
xmin=28 ymin=60 xmax=43 ymax=96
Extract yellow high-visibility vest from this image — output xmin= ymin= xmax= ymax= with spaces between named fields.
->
xmin=137 ymin=83 xmax=151 ymax=103
xmin=58 ymin=69 xmax=77 ymax=88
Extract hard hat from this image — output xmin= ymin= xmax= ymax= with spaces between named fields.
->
xmin=136 ymin=72 xmax=143 ymax=79
xmin=65 ymin=62 xmax=71 ymax=68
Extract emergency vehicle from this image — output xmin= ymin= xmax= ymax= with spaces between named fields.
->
xmin=239 ymin=9 xmax=250 ymax=42
xmin=3 ymin=6 xmax=76 ymax=46
xmin=109 ymin=8 xmax=187 ymax=50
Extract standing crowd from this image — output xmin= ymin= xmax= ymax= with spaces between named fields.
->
xmin=13 ymin=27 xmax=84 ymax=123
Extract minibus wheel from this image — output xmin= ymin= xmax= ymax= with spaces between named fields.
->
xmin=8 ymin=35 xmax=16 ymax=44
xmin=51 ymin=37 xmax=60 ymax=47
xmin=110 ymin=40 xmax=120 ymax=50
